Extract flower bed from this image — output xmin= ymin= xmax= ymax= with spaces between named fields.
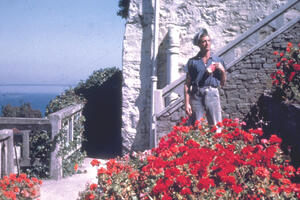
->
xmin=78 ymin=118 xmax=300 ymax=199
xmin=0 ymin=173 xmax=42 ymax=200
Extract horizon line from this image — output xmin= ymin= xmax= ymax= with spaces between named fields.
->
xmin=0 ymin=83 xmax=76 ymax=86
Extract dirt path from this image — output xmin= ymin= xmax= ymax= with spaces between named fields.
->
xmin=40 ymin=157 xmax=105 ymax=200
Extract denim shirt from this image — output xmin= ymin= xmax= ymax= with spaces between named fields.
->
xmin=186 ymin=54 xmax=225 ymax=88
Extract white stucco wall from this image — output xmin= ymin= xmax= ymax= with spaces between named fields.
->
xmin=121 ymin=0 xmax=289 ymax=152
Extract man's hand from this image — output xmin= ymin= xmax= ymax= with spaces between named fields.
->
xmin=207 ymin=63 xmax=216 ymax=73
xmin=215 ymin=63 xmax=225 ymax=73
xmin=215 ymin=63 xmax=226 ymax=86
xmin=185 ymin=103 xmax=192 ymax=116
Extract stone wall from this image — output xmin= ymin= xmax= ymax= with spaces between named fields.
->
xmin=222 ymin=21 xmax=300 ymax=120
xmin=122 ymin=0 xmax=290 ymax=152
xmin=156 ymin=20 xmax=300 ymax=142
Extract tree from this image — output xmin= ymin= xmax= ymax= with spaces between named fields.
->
xmin=117 ymin=0 xmax=130 ymax=19
xmin=1 ymin=103 xmax=42 ymax=118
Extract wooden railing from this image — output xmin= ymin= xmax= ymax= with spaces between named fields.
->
xmin=154 ymin=0 xmax=300 ymax=116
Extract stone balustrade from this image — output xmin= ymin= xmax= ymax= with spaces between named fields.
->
xmin=48 ymin=104 xmax=83 ymax=180
xmin=0 ymin=103 xmax=84 ymax=180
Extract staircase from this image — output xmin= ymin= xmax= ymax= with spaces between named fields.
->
xmin=154 ymin=0 xmax=300 ymax=144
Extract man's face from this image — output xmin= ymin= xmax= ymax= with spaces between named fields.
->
xmin=198 ymin=35 xmax=211 ymax=52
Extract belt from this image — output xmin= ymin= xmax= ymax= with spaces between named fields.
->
xmin=198 ymin=85 xmax=218 ymax=89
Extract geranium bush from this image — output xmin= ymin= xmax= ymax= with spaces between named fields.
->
xmin=78 ymin=118 xmax=300 ymax=199
xmin=270 ymin=42 xmax=300 ymax=102
xmin=0 ymin=173 xmax=42 ymax=200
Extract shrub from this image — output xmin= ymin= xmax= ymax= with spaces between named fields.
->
xmin=74 ymin=67 xmax=121 ymax=96
xmin=270 ymin=42 xmax=300 ymax=102
xmin=22 ymin=130 xmax=52 ymax=179
xmin=45 ymin=88 xmax=84 ymax=116
xmin=78 ymin=118 xmax=300 ymax=200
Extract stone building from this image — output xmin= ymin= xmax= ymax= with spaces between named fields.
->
xmin=121 ymin=0 xmax=300 ymax=152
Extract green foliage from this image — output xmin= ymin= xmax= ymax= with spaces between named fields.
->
xmin=56 ymin=115 xmax=86 ymax=177
xmin=74 ymin=67 xmax=121 ymax=94
xmin=45 ymin=88 xmax=84 ymax=116
xmin=22 ymin=130 xmax=52 ymax=178
xmin=117 ymin=0 xmax=130 ymax=19
xmin=46 ymin=67 xmax=120 ymax=115
xmin=1 ymin=103 xmax=42 ymax=118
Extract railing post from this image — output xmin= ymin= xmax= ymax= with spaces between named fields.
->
xmin=20 ymin=130 xmax=30 ymax=166
xmin=154 ymin=89 xmax=164 ymax=114
xmin=69 ymin=116 xmax=74 ymax=142
xmin=0 ymin=129 xmax=14 ymax=178
xmin=166 ymin=25 xmax=180 ymax=105
xmin=48 ymin=114 xmax=62 ymax=180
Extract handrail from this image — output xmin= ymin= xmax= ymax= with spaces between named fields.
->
xmin=162 ymin=75 xmax=186 ymax=97
xmin=217 ymin=0 xmax=299 ymax=57
xmin=227 ymin=16 xmax=300 ymax=70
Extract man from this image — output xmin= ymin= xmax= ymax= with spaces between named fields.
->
xmin=184 ymin=28 xmax=226 ymax=125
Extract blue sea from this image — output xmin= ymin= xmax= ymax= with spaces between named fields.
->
xmin=0 ymin=85 xmax=74 ymax=117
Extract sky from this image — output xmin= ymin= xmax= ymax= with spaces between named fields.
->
xmin=0 ymin=0 xmax=125 ymax=86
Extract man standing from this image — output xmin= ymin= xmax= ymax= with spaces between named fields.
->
xmin=184 ymin=28 xmax=226 ymax=125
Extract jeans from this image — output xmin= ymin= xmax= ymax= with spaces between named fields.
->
xmin=189 ymin=86 xmax=222 ymax=125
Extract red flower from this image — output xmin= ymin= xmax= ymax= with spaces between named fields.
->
xmin=293 ymin=63 xmax=300 ymax=71
xmin=162 ymin=193 xmax=172 ymax=200
xmin=276 ymin=70 xmax=284 ymax=76
xmin=232 ymin=185 xmax=243 ymax=194
xmin=288 ymin=59 xmax=294 ymax=65
xmin=90 ymin=159 xmax=101 ymax=167
xmin=85 ymin=193 xmax=95 ymax=200
xmin=216 ymin=189 xmax=226 ymax=197
xmin=286 ymin=47 xmax=291 ymax=52
xmin=287 ymin=42 xmax=293 ymax=47
xmin=255 ymin=167 xmax=270 ymax=178
xmin=288 ymin=72 xmax=296 ymax=82
xmin=280 ymin=52 xmax=284 ymax=57
xmin=176 ymin=175 xmax=191 ymax=188
xmin=273 ymin=51 xmax=279 ymax=55
xmin=180 ymin=187 xmax=192 ymax=195
xmin=284 ymin=166 xmax=296 ymax=177
xmin=97 ymin=167 xmax=107 ymax=175
xmin=89 ymin=183 xmax=98 ymax=191
xmin=269 ymin=134 xmax=282 ymax=144
xmin=197 ymin=178 xmax=215 ymax=190
xmin=74 ymin=163 xmax=78 ymax=172
xmin=271 ymin=171 xmax=283 ymax=179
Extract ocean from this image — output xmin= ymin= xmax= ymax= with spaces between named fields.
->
xmin=0 ymin=85 xmax=74 ymax=117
